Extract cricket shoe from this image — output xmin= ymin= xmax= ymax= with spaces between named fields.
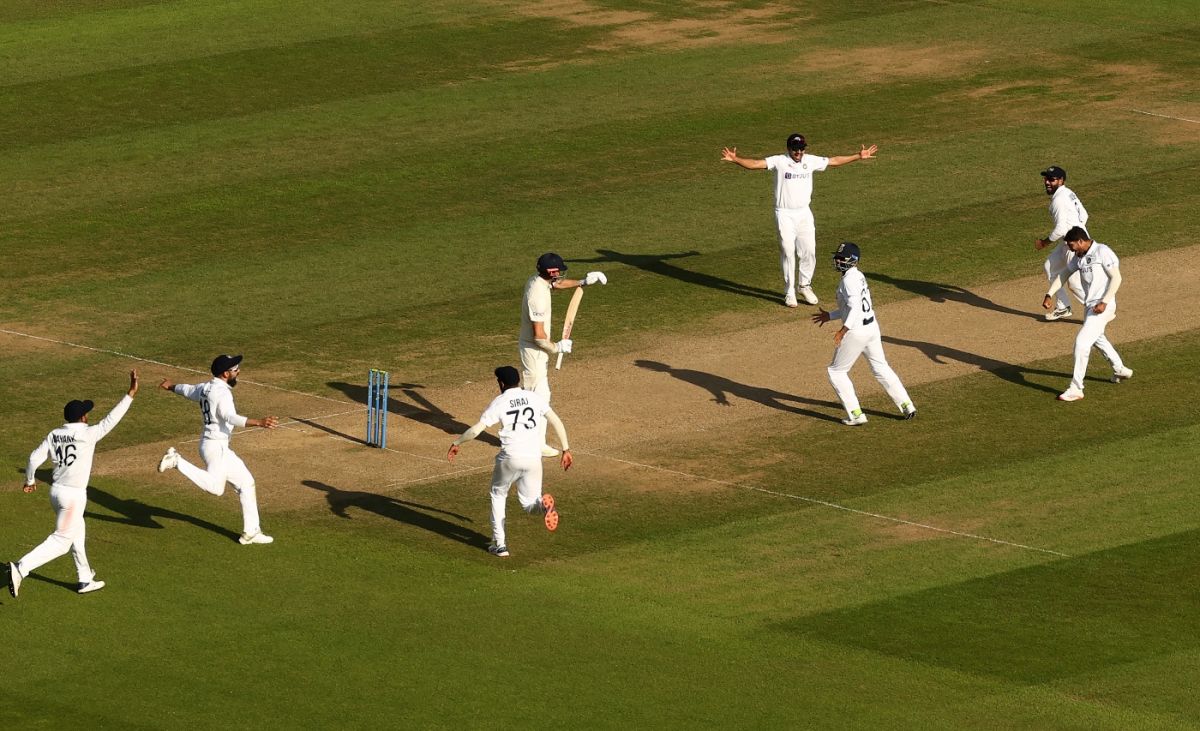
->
xmin=541 ymin=445 xmax=560 ymax=458
xmin=1044 ymin=306 xmax=1072 ymax=321
xmin=1111 ymin=367 xmax=1134 ymax=383
xmin=799 ymin=286 xmax=819 ymax=305
xmin=7 ymin=562 xmax=21 ymax=599
xmin=1057 ymin=387 xmax=1085 ymax=402
xmin=487 ymin=544 xmax=510 ymax=558
xmin=239 ymin=532 xmax=274 ymax=545
xmin=841 ymin=411 xmax=868 ymax=426
xmin=900 ymin=401 xmax=917 ymax=420
xmin=158 ymin=447 xmax=179 ymax=473
xmin=783 ymin=296 xmax=799 ymax=309
xmin=542 ymin=494 xmax=559 ymax=532
xmin=77 ymin=580 xmax=106 ymax=594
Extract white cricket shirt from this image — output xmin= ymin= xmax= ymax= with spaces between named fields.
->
xmin=1048 ymin=185 xmax=1089 ymax=242
xmin=479 ymin=387 xmax=550 ymax=459
xmin=174 ymin=378 xmax=249 ymax=441
xmin=765 ymin=154 xmax=830 ymax=210
xmin=25 ymin=395 xmax=133 ymax=489
xmin=519 ymin=275 xmax=553 ymax=347
xmin=831 ymin=267 xmax=877 ymax=329
xmin=1067 ymin=242 xmax=1119 ymax=307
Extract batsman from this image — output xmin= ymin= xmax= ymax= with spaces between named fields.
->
xmin=519 ymin=252 xmax=606 ymax=457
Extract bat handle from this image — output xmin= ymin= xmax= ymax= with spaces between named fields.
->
xmin=555 ymin=352 xmax=564 ymax=370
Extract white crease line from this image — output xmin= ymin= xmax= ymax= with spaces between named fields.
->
xmin=0 ymin=328 xmax=351 ymax=405
xmin=580 ymin=449 xmax=1069 ymax=557
xmin=382 ymin=464 xmax=492 ymax=489
xmin=1122 ymin=108 xmax=1200 ymax=125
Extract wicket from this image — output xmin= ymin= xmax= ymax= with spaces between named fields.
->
xmin=367 ymin=368 xmax=389 ymax=448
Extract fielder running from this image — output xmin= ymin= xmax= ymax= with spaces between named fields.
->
xmin=447 ymin=366 xmax=572 ymax=558
xmin=1043 ymin=227 xmax=1132 ymax=401
xmin=721 ymin=133 xmax=878 ymax=308
xmin=156 ymin=354 xmax=279 ymax=544
xmin=7 ymin=370 xmax=138 ymax=599
xmin=520 ymin=252 xmax=605 ymax=456
xmin=1035 ymin=165 xmax=1089 ymax=321
xmin=813 ymin=242 xmax=917 ymax=425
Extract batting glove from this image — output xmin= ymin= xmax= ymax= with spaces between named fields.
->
xmin=584 ymin=271 xmax=607 ymax=286
xmin=557 ymin=339 xmax=573 ymax=354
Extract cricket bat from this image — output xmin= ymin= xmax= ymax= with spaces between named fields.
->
xmin=555 ymin=287 xmax=584 ymax=370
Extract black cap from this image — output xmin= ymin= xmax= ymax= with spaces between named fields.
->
xmin=536 ymin=252 xmax=567 ymax=277
xmin=786 ymin=133 xmax=807 ymax=151
xmin=1040 ymin=165 xmax=1066 ymax=180
xmin=210 ymin=354 xmax=243 ymax=376
xmin=64 ymin=399 xmax=94 ymax=422
xmin=494 ymin=366 xmax=521 ymax=389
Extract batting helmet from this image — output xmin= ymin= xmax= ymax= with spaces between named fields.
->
xmin=536 ymin=252 xmax=567 ymax=280
xmin=832 ymin=242 xmax=860 ymax=272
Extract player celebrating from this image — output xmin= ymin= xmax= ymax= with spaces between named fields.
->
xmin=1043 ymin=227 xmax=1132 ymax=401
xmin=721 ymin=134 xmax=878 ymax=308
xmin=1035 ymin=165 xmax=1090 ymax=321
xmin=156 ymin=354 xmax=279 ymax=544
xmin=447 ymin=366 xmax=572 ymax=558
xmin=519 ymin=252 xmax=605 ymax=456
xmin=812 ymin=242 xmax=917 ymax=425
xmin=7 ymin=370 xmax=138 ymax=599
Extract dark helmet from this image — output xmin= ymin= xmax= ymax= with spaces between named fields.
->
xmin=832 ymin=242 xmax=860 ymax=272
xmin=786 ymin=133 xmax=807 ymax=151
xmin=536 ymin=252 xmax=567 ymax=280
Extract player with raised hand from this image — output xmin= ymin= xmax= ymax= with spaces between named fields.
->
xmin=519 ymin=252 xmax=606 ymax=457
xmin=1035 ymin=165 xmax=1090 ymax=321
xmin=722 ymin=133 xmax=878 ymax=308
xmin=7 ymin=370 xmax=139 ymax=599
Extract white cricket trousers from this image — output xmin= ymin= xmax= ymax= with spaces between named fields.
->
xmin=17 ymin=484 xmax=95 ymax=584
xmin=827 ymin=322 xmax=912 ymax=418
xmin=490 ymin=453 xmax=545 ymax=548
xmin=1071 ymin=305 xmax=1126 ymax=392
xmin=775 ymin=207 xmax=817 ymax=301
xmin=176 ymin=439 xmax=263 ymax=536
xmin=519 ymin=346 xmax=552 ymax=401
xmin=1046 ymin=242 xmax=1085 ymax=310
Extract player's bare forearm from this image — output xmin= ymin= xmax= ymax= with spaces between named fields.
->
xmin=551 ymin=278 xmax=583 ymax=289
xmin=720 ymin=147 xmax=766 ymax=170
xmin=159 ymin=378 xmax=175 ymax=391
xmin=250 ymin=416 xmax=279 ymax=429
xmin=827 ymin=144 xmax=878 ymax=167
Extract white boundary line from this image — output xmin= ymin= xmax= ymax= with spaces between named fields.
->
xmin=582 ymin=450 xmax=1069 ymax=557
xmin=1122 ymin=108 xmax=1200 ymax=125
xmin=4 ymin=326 xmax=1067 ymax=555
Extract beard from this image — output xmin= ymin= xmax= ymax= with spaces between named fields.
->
xmin=228 ymin=377 xmax=238 ymax=387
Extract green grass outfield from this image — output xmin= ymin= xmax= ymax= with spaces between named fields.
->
xmin=3 ymin=1 xmax=1199 ymax=728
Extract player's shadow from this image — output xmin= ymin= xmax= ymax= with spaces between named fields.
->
xmin=85 ymin=486 xmax=242 ymax=542
xmin=882 ymin=336 xmax=1069 ymax=394
xmin=869 ymin=272 xmax=1043 ymax=321
xmin=635 ymin=360 xmax=847 ymax=422
xmin=302 ymin=480 xmax=489 ymax=549
xmin=568 ymin=249 xmax=780 ymax=303
xmin=325 ymin=381 xmax=500 ymax=447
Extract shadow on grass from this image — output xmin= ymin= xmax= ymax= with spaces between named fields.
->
xmin=778 ymin=528 xmax=1200 ymax=683
xmin=635 ymin=359 xmax=848 ymax=423
xmin=881 ymin=336 xmax=1086 ymax=395
xmin=86 ymin=487 xmax=241 ymax=542
xmin=870 ymin=271 xmax=1044 ymax=321
xmin=325 ymin=381 xmax=500 ymax=447
xmin=302 ymin=480 xmax=489 ymax=549
xmin=568 ymin=249 xmax=781 ymax=304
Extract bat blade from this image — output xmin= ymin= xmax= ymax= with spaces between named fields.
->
xmin=555 ymin=287 xmax=585 ymax=370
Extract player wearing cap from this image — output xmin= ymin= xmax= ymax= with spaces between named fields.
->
xmin=722 ymin=134 xmax=878 ymax=308
xmin=6 ymin=371 xmax=139 ymax=599
xmin=1043 ymin=227 xmax=1132 ymax=401
xmin=447 ymin=366 xmax=572 ymax=558
xmin=813 ymin=242 xmax=916 ymax=425
xmin=1035 ymin=165 xmax=1090 ymax=321
xmin=519 ymin=252 xmax=606 ymax=457
xmin=156 ymin=354 xmax=279 ymax=544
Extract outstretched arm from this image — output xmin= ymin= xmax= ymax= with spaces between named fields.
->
xmin=826 ymin=144 xmax=878 ymax=168
xmin=721 ymin=147 xmax=768 ymax=170
xmin=448 ymin=420 xmax=488 ymax=461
